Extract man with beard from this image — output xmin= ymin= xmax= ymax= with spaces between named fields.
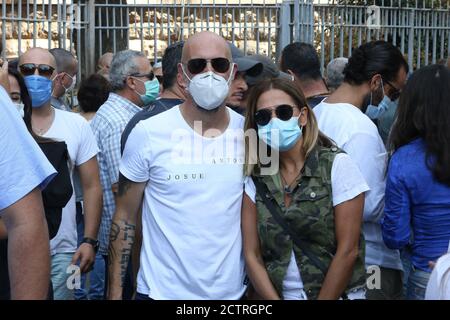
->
xmin=314 ymin=41 xmax=408 ymax=300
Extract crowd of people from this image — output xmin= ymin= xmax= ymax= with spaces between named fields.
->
xmin=0 ymin=31 xmax=449 ymax=300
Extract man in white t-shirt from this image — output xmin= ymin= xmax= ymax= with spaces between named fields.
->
xmin=0 ymin=60 xmax=56 ymax=299
xmin=314 ymin=41 xmax=408 ymax=300
xmin=19 ymin=48 xmax=103 ymax=300
xmin=108 ymin=31 xmax=250 ymax=300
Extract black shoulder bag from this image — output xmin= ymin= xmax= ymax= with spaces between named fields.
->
xmin=39 ymin=141 xmax=73 ymax=239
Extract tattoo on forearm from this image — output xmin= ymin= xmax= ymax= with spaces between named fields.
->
xmin=110 ymin=222 xmax=120 ymax=242
xmin=118 ymin=174 xmax=132 ymax=197
xmin=108 ymin=219 xmax=136 ymax=287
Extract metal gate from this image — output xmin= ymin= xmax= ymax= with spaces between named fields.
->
xmin=282 ymin=0 xmax=450 ymax=73
xmin=2 ymin=0 xmax=450 ymax=78
xmin=1 ymin=0 xmax=282 ymax=78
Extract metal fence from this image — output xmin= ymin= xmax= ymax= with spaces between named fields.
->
xmin=1 ymin=0 xmax=281 ymax=77
xmin=283 ymin=0 xmax=450 ymax=73
xmin=1 ymin=0 xmax=450 ymax=78
xmin=94 ymin=1 xmax=281 ymax=61
xmin=0 ymin=0 xmax=88 ymax=78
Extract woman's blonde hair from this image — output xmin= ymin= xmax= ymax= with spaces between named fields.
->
xmin=244 ymin=78 xmax=331 ymax=176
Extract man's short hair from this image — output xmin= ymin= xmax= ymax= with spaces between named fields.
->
xmin=326 ymin=57 xmax=348 ymax=90
xmin=161 ymin=41 xmax=184 ymax=90
xmin=109 ymin=50 xmax=147 ymax=92
xmin=78 ymin=73 xmax=111 ymax=113
xmin=49 ymin=48 xmax=76 ymax=74
xmin=281 ymin=42 xmax=322 ymax=81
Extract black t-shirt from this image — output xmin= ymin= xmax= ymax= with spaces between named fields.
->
xmin=307 ymin=95 xmax=329 ymax=109
xmin=121 ymin=98 xmax=184 ymax=154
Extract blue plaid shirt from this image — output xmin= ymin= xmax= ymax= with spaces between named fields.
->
xmin=91 ymin=93 xmax=141 ymax=255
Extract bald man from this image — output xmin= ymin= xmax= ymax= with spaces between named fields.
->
xmin=49 ymin=48 xmax=78 ymax=111
xmin=97 ymin=52 xmax=113 ymax=74
xmin=19 ymin=48 xmax=103 ymax=300
xmin=108 ymin=32 xmax=251 ymax=300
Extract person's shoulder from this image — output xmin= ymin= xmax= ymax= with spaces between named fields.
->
xmin=314 ymin=101 xmax=357 ymax=121
xmin=54 ymin=108 xmax=87 ymax=124
xmin=142 ymin=103 xmax=180 ymax=125
xmin=227 ymin=107 xmax=245 ymax=127
xmin=391 ymin=138 xmax=425 ymax=161
xmin=129 ymin=107 xmax=155 ymax=124
xmin=316 ymin=144 xmax=344 ymax=163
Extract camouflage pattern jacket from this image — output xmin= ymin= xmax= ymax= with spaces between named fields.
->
xmin=254 ymin=145 xmax=366 ymax=299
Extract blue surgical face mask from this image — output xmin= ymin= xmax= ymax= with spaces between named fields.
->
xmin=257 ymin=117 xmax=302 ymax=152
xmin=366 ymin=95 xmax=398 ymax=119
xmin=24 ymin=75 xmax=53 ymax=108
xmin=365 ymin=79 xmax=398 ymax=120
xmin=134 ymin=77 xmax=160 ymax=106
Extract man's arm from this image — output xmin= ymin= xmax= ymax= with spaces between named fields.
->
xmin=108 ymin=173 xmax=146 ymax=300
xmin=1 ymin=188 xmax=50 ymax=299
xmin=343 ymin=133 xmax=386 ymax=223
xmin=71 ymin=157 xmax=103 ymax=273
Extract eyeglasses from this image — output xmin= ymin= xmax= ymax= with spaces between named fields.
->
xmin=186 ymin=57 xmax=230 ymax=75
xmin=254 ymin=104 xmax=298 ymax=126
xmin=19 ymin=63 xmax=55 ymax=78
xmin=382 ymin=78 xmax=401 ymax=101
xmin=130 ymin=71 xmax=154 ymax=81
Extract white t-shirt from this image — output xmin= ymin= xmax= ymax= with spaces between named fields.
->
xmin=120 ymin=105 xmax=249 ymax=300
xmin=0 ymin=86 xmax=56 ymax=212
xmin=44 ymin=108 xmax=99 ymax=255
xmin=426 ymin=253 xmax=450 ymax=300
xmin=314 ymin=101 xmax=402 ymax=271
xmin=246 ymin=153 xmax=369 ymax=299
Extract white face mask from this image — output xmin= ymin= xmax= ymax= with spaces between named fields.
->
xmin=14 ymin=102 xmax=24 ymax=118
xmin=182 ymin=64 xmax=234 ymax=111
xmin=63 ymin=73 xmax=76 ymax=93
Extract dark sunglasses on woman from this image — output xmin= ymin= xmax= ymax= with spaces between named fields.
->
xmin=186 ymin=57 xmax=230 ymax=75
xmin=254 ymin=104 xmax=299 ymax=126
xmin=19 ymin=63 xmax=55 ymax=78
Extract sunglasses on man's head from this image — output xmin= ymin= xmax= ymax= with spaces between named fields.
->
xmin=186 ymin=57 xmax=230 ymax=75
xmin=254 ymin=104 xmax=298 ymax=126
xmin=19 ymin=63 xmax=55 ymax=78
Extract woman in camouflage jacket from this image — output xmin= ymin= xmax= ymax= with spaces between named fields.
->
xmin=242 ymin=78 xmax=368 ymax=300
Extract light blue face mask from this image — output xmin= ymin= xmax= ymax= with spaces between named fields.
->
xmin=365 ymin=79 xmax=398 ymax=120
xmin=134 ymin=77 xmax=160 ymax=106
xmin=24 ymin=75 xmax=53 ymax=108
xmin=257 ymin=117 xmax=302 ymax=152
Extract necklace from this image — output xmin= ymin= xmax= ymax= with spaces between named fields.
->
xmin=280 ymin=167 xmax=304 ymax=195
xmin=33 ymin=108 xmax=55 ymax=136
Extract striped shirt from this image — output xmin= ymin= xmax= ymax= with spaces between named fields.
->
xmin=90 ymin=93 xmax=141 ymax=255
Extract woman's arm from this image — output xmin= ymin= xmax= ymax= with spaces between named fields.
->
xmin=241 ymin=193 xmax=280 ymax=300
xmin=381 ymin=158 xmax=411 ymax=250
xmin=318 ymin=193 xmax=365 ymax=300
